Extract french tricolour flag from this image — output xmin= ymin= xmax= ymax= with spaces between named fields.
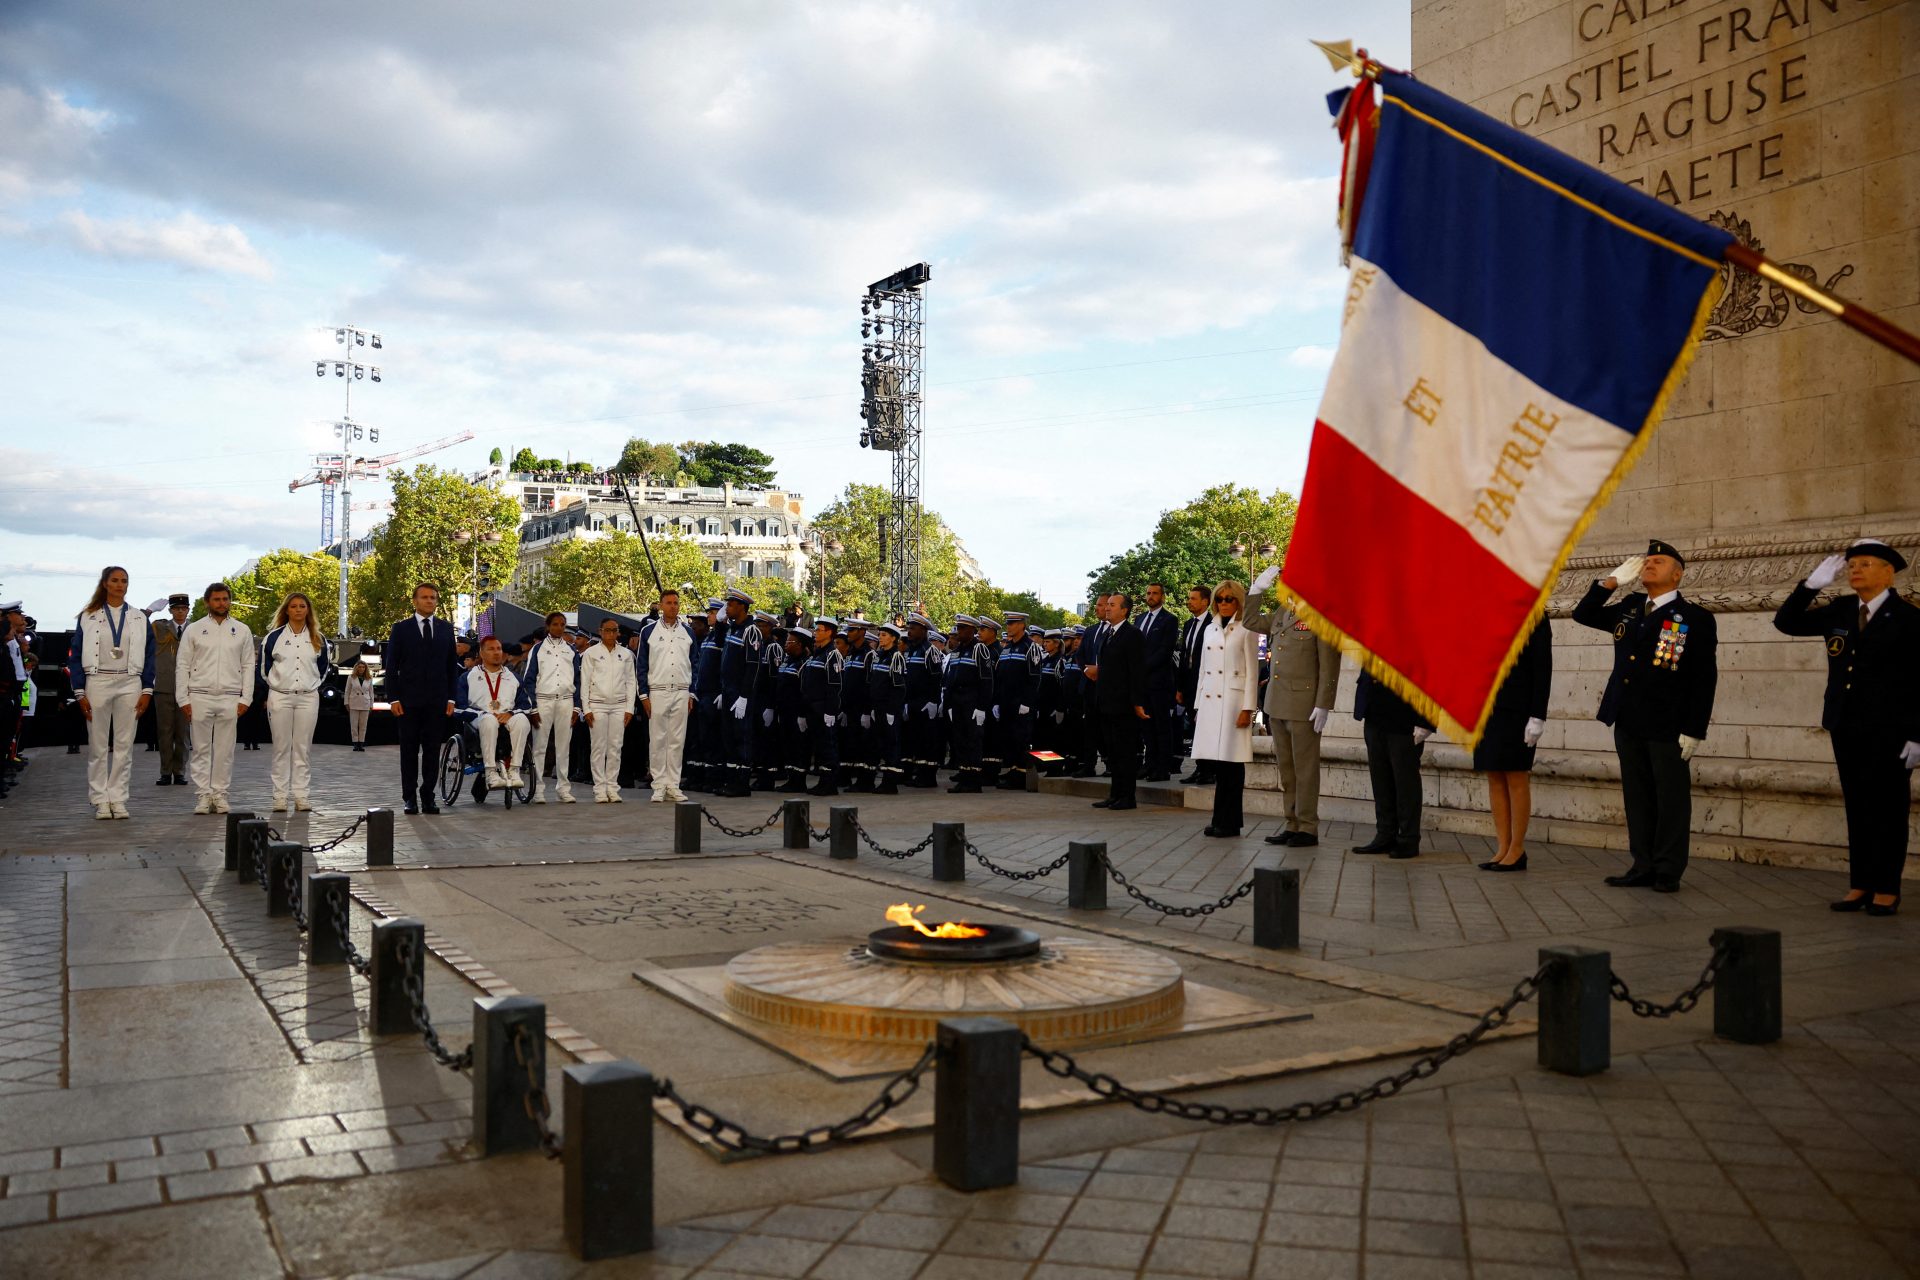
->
xmin=1280 ymin=69 xmax=1734 ymax=744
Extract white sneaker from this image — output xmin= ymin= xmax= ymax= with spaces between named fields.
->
xmin=557 ymin=791 xmax=576 ymax=804
xmin=507 ymin=769 xmax=523 ymax=787
xmin=272 ymin=797 xmax=288 ymax=813
xmin=650 ymin=791 xmax=665 ymax=803
xmin=192 ymin=797 xmax=212 ymax=815
xmin=212 ymin=797 xmax=230 ymax=814
xmin=594 ymin=792 xmax=609 ymax=803
xmin=293 ymin=798 xmax=311 ymax=812
xmin=609 ymin=792 xmax=624 ymax=803
xmin=111 ymin=803 xmax=130 ymax=820
xmin=95 ymin=804 xmax=113 ymax=820
xmin=484 ymin=769 xmax=501 ymax=788
xmin=667 ymin=788 xmax=688 ymax=803
xmin=533 ymin=792 xmax=548 ymax=804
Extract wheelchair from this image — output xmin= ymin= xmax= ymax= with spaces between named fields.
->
xmin=436 ymin=714 xmax=536 ymax=809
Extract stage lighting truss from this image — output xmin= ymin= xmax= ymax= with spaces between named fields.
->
xmin=858 ymin=263 xmax=930 ymax=617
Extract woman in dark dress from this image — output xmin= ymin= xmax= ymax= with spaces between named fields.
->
xmin=1476 ymin=620 xmax=1553 ymax=871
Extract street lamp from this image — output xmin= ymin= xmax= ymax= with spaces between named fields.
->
xmin=1229 ymin=535 xmax=1279 ymax=584
xmin=453 ymin=528 xmax=505 ymax=631
xmin=807 ymin=529 xmax=844 ymax=618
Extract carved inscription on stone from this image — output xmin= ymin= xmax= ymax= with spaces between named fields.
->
xmin=524 ymin=876 xmax=841 ymax=932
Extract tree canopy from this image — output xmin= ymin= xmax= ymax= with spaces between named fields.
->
xmin=615 ymin=437 xmax=680 ymax=479
xmin=677 ymin=440 xmax=777 ymax=489
xmin=519 ymin=530 xmax=721 ymax=615
xmin=210 ymin=548 xmax=383 ymax=636
xmin=362 ymin=465 xmax=521 ymax=631
xmin=1088 ymin=484 xmax=1297 ymax=607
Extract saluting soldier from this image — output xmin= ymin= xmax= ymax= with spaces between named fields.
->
xmin=1572 ymin=539 xmax=1719 ymax=893
xmin=1246 ymin=566 xmax=1342 ymax=847
xmin=1773 ymin=539 xmax=1917 ymax=916
xmin=152 ymin=593 xmax=191 ymax=787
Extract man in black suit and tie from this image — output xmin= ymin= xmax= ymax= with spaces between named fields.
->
xmin=384 ymin=583 xmax=461 ymax=815
xmin=1088 ymin=593 xmax=1149 ymax=810
xmin=1074 ymin=592 xmax=1110 ymax=777
xmin=1176 ymin=585 xmax=1214 ymax=785
xmin=1137 ymin=583 xmax=1181 ymax=779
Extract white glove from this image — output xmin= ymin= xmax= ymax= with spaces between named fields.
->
xmin=885 ymin=713 xmax=894 ymax=726
xmin=1523 ymin=717 xmax=1545 ymax=747
xmin=923 ymin=702 xmax=939 ymax=718
xmin=1250 ymin=565 xmax=1280 ymax=596
xmin=1018 ymin=705 xmax=1029 ymax=717
xmin=762 ymin=708 xmax=774 ymax=727
xmin=1309 ymin=707 xmax=1329 ymax=734
xmin=1805 ymin=553 xmax=1847 ymax=590
xmin=860 ymin=714 xmax=872 ymax=729
xmin=1606 ymin=555 xmax=1645 ymax=588
xmin=991 ymin=706 xmax=1001 ymax=720
xmin=1679 ymin=733 xmax=1701 ymax=761
xmin=972 ymin=709 xmax=987 ymax=726
xmin=1412 ymin=727 xmax=1432 ymax=746
xmin=1053 ymin=711 xmax=1065 ymax=723
xmin=797 ymin=717 xmax=808 ymax=733
xmin=731 ymin=697 xmax=747 ymax=719
xmin=1900 ymin=741 xmax=1920 ymax=769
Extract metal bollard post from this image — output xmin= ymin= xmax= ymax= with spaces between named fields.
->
xmin=934 ymin=1017 xmax=1022 ymax=1191
xmin=265 ymin=842 xmax=301 ymax=918
xmin=474 ymin=995 xmax=547 ymax=1156
xmin=782 ymin=799 xmax=811 ymax=850
xmin=564 ymin=1060 xmax=654 ymax=1259
xmin=673 ymin=802 xmax=702 ymax=854
xmin=369 ymin=917 xmax=426 ymax=1035
xmin=829 ymin=806 xmax=857 ymax=860
xmin=364 ymin=806 xmax=395 ymax=867
xmin=224 ymin=810 xmax=255 ymax=872
xmin=931 ymin=823 xmax=966 ymax=881
xmin=235 ymin=819 xmax=270 ymax=885
xmin=1711 ymin=926 xmax=1782 ymax=1045
xmin=306 ymin=873 xmax=351 ymax=966
xmin=1537 ymin=946 xmax=1610 ymax=1076
xmin=1067 ymin=842 xmax=1108 ymax=909
xmin=1252 ymin=867 xmax=1300 ymax=950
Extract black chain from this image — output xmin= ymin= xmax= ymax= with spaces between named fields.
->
xmin=809 ymin=826 xmax=831 ymax=844
xmin=1101 ymin=855 xmax=1257 ymax=918
xmin=279 ymin=847 xmax=307 ymax=932
xmin=655 ymin=1042 xmax=937 ymax=1153
xmin=263 ymin=814 xmax=364 ymax=854
xmin=510 ymin=1023 xmax=563 ymax=1161
xmin=395 ymin=933 xmax=475 ymax=1072
xmin=251 ymin=836 xmax=269 ymax=893
xmin=854 ymin=821 xmax=935 ymax=860
xmin=1026 ymin=964 xmax=1551 ymax=1125
xmin=327 ymin=888 xmax=372 ymax=977
xmin=1609 ymin=943 xmax=1727 ymax=1019
xmin=965 ymin=840 xmax=1072 ymax=883
xmin=699 ymin=804 xmax=785 ymax=839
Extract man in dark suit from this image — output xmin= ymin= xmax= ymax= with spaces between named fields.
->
xmin=1572 ymin=539 xmax=1719 ymax=892
xmin=1089 ymin=593 xmax=1149 ymax=811
xmin=1352 ymin=671 xmax=1432 ymax=859
xmin=1176 ymin=585 xmax=1214 ymax=785
xmin=1074 ymin=593 xmax=1110 ymax=777
xmin=1773 ymin=539 xmax=1917 ymax=916
xmin=1137 ymin=582 xmax=1181 ymax=780
xmin=384 ymin=583 xmax=461 ymax=815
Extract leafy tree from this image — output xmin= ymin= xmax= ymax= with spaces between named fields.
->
xmin=979 ymin=588 xmax=1075 ymax=630
xmin=1089 ymin=484 xmax=1297 ymax=607
xmin=616 ymin=437 xmax=680 ymax=478
xmin=567 ymin=460 xmax=595 ymax=473
xmin=363 ymin=465 xmax=521 ymax=633
xmin=488 ymin=447 xmax=504 ymax=466
xmin=677 ymin=440 xmax=778 ymax=489
xmin=520 ymin=530 xmax=721 ymax=615
xmin=733 ymin=574 xmax=804 ymax=615
xmin=510 ymin=447 xmax=540 ymax=472
xmin=216 ymin=548 xmax=385 ymax=636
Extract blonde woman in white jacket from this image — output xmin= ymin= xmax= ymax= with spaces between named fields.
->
xmin=1191 ymin=579 xmax=1261 ymax=838
xmin=262 ymin=593 xmax=329 ymax=811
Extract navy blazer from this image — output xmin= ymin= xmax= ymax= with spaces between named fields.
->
xmin=1773 ymin=585 xmax=1919 ymax=739
xmin=384 ymin=614 xmax=460 ymax=710
xmin=1354 ymin=671 xmax=1434 ymax=734
xmin=1137 ymin=607 xmax=1178 ymax=689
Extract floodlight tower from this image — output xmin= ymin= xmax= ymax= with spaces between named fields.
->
xmin=859 ymin=262 xmax=930 ymax=616
xmin=309 ymin=326 xmax=384 ymax=636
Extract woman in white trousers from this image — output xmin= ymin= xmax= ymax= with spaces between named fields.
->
xmin=71 ymin=566 xmax=155 ymax=819
xmin=1191 ymin=579 xmax=1262 ymax=838
xmin=262 ymin=593 xmax=329 ymax=811
xmin=345 ymin=662 xmax=375 ymax=750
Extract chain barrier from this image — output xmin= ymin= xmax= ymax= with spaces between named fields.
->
xmin=655 ymin=1042 xmax=937 ymax=1153
xmin=699 ymin=804 xmax=785 ymax=839
xmin=263 ymin=813 xmax=366 ymax=855
xmin=965 ymin=840 xmax=1073 ymax=883
xmin=511 ymin=1022 xmax=564 ymax=1161
xmin=326 ymin=888 xmax=373 ymax=977
xmin=279 ymin=847 xmax=308 ymax=932
xmin=251 ymin=836 xmax=269 ymax=893
xmin=853 ymin=820 xmax=936 ymax=861
xmin=1027 ymin=963 xmax=1551 ymax=1125
xmin=395 ymin=933 xmax=475 ymax=1072
xmin=1100 ymin=854 xmax=1257 ymax=918
xmin=1609 ymin=943 xmax=1727 ymax=1019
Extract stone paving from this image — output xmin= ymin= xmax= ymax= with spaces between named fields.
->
xmin=1 ymin=743 xmax=1916 ymax=1278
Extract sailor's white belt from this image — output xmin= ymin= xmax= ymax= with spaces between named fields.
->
xmin=650 ymin=684 xmax=689 ymax=692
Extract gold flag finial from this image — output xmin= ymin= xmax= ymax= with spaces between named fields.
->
xmin=1311 ymin=38 xmax=1360 ymax=74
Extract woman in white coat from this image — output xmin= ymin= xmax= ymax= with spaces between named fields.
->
xmin=1192 ymin=579 xmax=1261 ymax=837
xmin=261 ymin=592 xmax=329 ymax=811
xmin=71 ymin=565 xmax=156 ymax=819
xmin=345 ymin=662 xmax=375 ymax=751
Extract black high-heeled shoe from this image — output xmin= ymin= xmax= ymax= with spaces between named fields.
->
xmin=1831 ymin=894 xmax=1870 ymax=912
xmin=1491 ymin=853 xmax=1528 ymax=872
xmin=1865 ymin=897 xmax=1901 ymax=917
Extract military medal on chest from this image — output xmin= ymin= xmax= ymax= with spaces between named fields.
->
xmin=1652 ymin=618 xmax=1687 ymax=669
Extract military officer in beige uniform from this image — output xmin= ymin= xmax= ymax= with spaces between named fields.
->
xmin=1246 ymin=565 xmax=1341 ymax=846
xmin=151 ymin=593 xmax=191 ymax=787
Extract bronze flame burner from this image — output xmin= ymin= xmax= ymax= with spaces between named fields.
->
xmin=865 ymin=923 xmax=1042 ymax=964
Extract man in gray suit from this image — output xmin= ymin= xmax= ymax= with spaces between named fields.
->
xmin=151 ymin=593 xmax=191 ymax=786
xmin=1246 ymin=566 xmax=1340 ymax=846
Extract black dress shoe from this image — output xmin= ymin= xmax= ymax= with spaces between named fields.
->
xmin=1090 ymin=798 xmax=1114 ymax=808
xmin=402 ymin=804 xmax=420 ymax=815
xmin=948 ymin=781 xmax=983 ymax=794
xmin=1651 ymin=878 xmax=1680 ymax=893
xmin=156 ymin=776 xmax=173 ymax=786
xmin=1291 ymin=834 xmax=1318 ymax=848
xmin=421 ymin=801 xmax=441 ymax=815
xmin=1390 ymin=847 xmax=1420 ymax=859
xmin=1865 ymin=897 xmax=1900 ymax=917
xmin=1351 ymin=838 xmax=1394 ymax=854
xmin=1604 ymin=871 xmax=1655 ymax=888
xmin=1179 ymin=771 xmax=1205 ymax=785
xmin=1264 ymin=832 xmax=1294 ymax=846
xmin=1203 ymin=826 xmax=1240 ymax=838
xmin=1144 ymin=773 xmax=1170 ymax=783
xmin=1830 ymin=895 xmax=1870 ymax=912
xmin=1106 ymin=800 xmax=1137 ymax=811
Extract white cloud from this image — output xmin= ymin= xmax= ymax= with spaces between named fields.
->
xmin=59 ymin=209 xmax=273 ymax=279
xmin=0 ymin=560 xmax=99 ymax=577
xmin=1285 ymin=344 xmax=1337 ymax=371
xmin=0 ymin=84 xmax=111 ymax=204
xmin=0 ymin=449 xmax=311 ymax=548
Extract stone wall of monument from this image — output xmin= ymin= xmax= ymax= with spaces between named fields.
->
xmin=1261 ymin=0 xmax=1919 ymax=867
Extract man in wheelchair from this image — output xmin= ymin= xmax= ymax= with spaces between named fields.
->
xmin=456 ymin=635 xmax=531 ymax=791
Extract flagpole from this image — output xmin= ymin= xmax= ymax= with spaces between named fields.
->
xmin=1723 ymin=243 xmax=1920 ymax=366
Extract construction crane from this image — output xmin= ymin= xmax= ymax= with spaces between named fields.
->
xmin=288 ymin=426 xmax=475 ymax=635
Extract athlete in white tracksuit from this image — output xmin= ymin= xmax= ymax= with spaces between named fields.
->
xmin=457 ymin=645 xmax=530 ymax=789
xmin=261 ymin=620 xmax=329 ymax=812
xmin=636 ymin=606 xmax=697 ymax=802
xmin=522 ymin=619 xmax=581 ymax=803
xmin=71 ymin=588 xmax=157 ymax=818
xmin=176 ymin=589 xmax=257 ymax=814
xmin=579 ymin=622 xmax=637 ymax=802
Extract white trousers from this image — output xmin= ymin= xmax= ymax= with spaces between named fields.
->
xmin=586 ymin=706 xmax=627 ymax=794
xmin=187 ymin=696 xmax=241 ymax=801
xmin=267 ymin=690 xmax=319 ymax=801
xmin=530 ymin=696 xmax=575 ymax=796
xmin=84 ymin=673 xmax=143 ymax=807
xmin=648 ymin=689 xmax=691 ymax=792
xmin=348 ymin=708 xmax=370 ymax=742
xmin=475 ymin=712 xmax=530 ymax=776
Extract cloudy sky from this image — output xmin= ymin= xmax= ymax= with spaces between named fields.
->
xmin=0 ymin=0 xmax=1410 ymax=617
